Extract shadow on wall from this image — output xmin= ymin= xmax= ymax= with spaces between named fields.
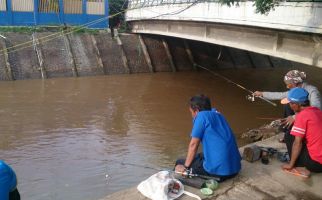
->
xmin=0 ymin=31 xmax=315 ymax=81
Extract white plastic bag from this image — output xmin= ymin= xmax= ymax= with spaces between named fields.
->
xmin=137 ymin=171 xmax=184 ymax=200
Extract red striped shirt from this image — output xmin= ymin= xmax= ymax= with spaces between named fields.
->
xmin=291 ymin=107 xmax=322 ymax=164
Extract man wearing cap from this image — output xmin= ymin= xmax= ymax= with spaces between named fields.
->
xmin=0 ymin=160 xmax=20 ymax=200
xmin=254 ymin=70 xmax=321 ymax=141
xmin=282 ymin=88 xmax=322 ymax=176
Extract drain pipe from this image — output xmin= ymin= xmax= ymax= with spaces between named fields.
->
xmin=0 ymin=35 xmax=14 ymax=80
xmin=115 ymin=30 xmax=130 ymax=74
xmin=32 ymin=32 xmax=47 ymax=79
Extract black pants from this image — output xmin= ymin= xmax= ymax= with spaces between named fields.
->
xmin=175 ymin=153 xmax=237 ymax=182
xmin=285 ymin=133 xmax=322 ymax=173
xmin=9 ymin=188 xmax=20 ymax=200
xmin=281 ymin=104 xmax=295 ymax=140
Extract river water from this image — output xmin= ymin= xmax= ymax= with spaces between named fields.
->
xmin=1 ymin=67 xmax=321 ymax=200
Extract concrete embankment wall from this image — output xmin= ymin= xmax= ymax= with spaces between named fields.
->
xmin=0 ymin=31 xmax=309 ymax=81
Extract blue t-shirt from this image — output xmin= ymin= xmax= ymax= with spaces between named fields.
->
xmin=191 ymin=109 xmax=241 ymax=176
xmin=0 ymin=160 xmax=17 ymax=200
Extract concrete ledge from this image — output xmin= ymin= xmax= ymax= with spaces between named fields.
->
xmin=101 ymin=133 xmax=322 ymax=200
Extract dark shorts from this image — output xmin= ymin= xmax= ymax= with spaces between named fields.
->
xmin=285 ymin=133 xmax=322 ymax=173
xmin=175 ymin=153 xmax=237 ymax=182
xmin=9 ymin=188 xmax=20 ymax=200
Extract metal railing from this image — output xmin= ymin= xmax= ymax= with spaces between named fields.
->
xmin=128 ymin=0 xmax=322 ymax=9
xmin=0 ymin=0 xmax=108 ymax=28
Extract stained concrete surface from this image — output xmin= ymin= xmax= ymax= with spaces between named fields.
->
xmin=101 ymin=133 xmax=322 ymax=200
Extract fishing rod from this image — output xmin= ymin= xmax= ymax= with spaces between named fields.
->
xmin=119 ymin=161 xmax=220 ymax=181
xmin=256 ymin=117 xmax=281 ymax=120
xmin=195 ymin=64 xmax=277 ymax=107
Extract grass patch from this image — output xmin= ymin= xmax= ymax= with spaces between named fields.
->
xmin=0 ymin=26 xmax=46 ymax=33
xmin=0 ymin=26 xmax=106 ymax=35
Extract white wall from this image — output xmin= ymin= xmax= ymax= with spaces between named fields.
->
xmin=126 ymin=2 xmax=322 ymax=34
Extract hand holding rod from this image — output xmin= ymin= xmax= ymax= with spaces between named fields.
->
xmin=196 ymin=64 xmax=277 ymax=107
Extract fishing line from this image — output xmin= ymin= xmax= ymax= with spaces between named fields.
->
xmin=195 ymin=64 xmax=277 ymax=107
xmin=256 ymin=117 xmax=280 ymax=120
xmin=111 ymin=161 xmax=220 ymax=181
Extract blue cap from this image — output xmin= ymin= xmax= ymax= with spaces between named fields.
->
xmin=287 ymin=88 xmax=309 ymax=104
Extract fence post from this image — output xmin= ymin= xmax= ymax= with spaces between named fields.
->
xmin=7 ymin=0 xmax=13 ymax=25
xmin=82 ymin=0 xmax=87 ymax=25
xmin=59 ymin=0 xmax=64 ymax=25
xmin=105 ymin=0 xmax=109 ymax=28
xmin=34 ymin=0 xmax=39 ymax=25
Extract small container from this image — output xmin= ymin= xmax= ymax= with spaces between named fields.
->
xmin=261 ymin=151 xmax=269 ymax=165
xmin=243 ymin=145 xmax=261 ymax=162
xmin=200 ymin=188 xmax=213 ymax=196
xmin=205 ymin=179 xmax=218 ymax=191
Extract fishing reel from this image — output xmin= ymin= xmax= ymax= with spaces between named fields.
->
xmin=246 ymin=94 xmax=255 ymax=102
xmin=182 ymin=168 xmax=193 ymax=178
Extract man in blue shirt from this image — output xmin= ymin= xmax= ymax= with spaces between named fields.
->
xmin=175 ymin=94 xmax=241 ymax=182
xmin=0 ymin=160 xmax=20 ymax=200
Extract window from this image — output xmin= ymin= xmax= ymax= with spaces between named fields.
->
xmin=87 ymin=0 xmax=105 ymax=15
xmin=39 ymin=0 xmax=59 ymax=13
xmin=64 ymin=0 xmax=82 ymax=14
xmin=12 ymin=0 xmax=34 ymax=12
xmin=0 ymin=0 xmax=6 ymax=11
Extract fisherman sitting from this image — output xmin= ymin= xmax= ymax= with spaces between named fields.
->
xmin=174 ymin=94 xmax=241 ymax=182
xmin=0 ymin=160 xmax=20 ymax=200
xmin=281 ymin=88 xmax=322 ymax=177
xmin=254 ymin=70 xmax=321 ymax=143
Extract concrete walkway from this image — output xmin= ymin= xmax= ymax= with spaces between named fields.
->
xmin=101 ymin=134 xmax=322 ymax=200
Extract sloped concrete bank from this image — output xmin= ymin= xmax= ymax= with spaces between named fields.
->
xmin=101 ymin=133 xmax=322 ymax=200
xmin=0 ymin=30 xmax=312 ymax=81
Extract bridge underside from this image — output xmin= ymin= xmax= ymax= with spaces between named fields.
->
xmin=128 ymin=20 xmax=322 ymax=68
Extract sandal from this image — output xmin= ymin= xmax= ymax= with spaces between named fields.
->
xmin=283 ymin=168 xmax=310 ymax=178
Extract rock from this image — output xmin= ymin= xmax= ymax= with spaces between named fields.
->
xmin=241 ymin=119 xmax=283 ymax=142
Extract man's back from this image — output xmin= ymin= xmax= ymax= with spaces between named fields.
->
xmin=191 ymin=109 xmax=241 ymax=176
xmin=291 ymin=107 xmax=322 ymax=164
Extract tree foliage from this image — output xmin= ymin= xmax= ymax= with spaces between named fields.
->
xmin=109 ymin=0 xmax=128 ymax=29
xmin=219 ymin=0 xmax=279 ymax=15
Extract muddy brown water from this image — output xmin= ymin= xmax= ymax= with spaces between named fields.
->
xmin=1 ymin=67 xmax=321 ymax=200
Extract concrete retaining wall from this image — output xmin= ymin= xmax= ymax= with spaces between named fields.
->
xmin=0 ymin=31 xmax=310 ymax=81
xmin=3 ymin=33 xmax=40 ymax=80
xmin=142 ymin=35 xmax=172 ymax=72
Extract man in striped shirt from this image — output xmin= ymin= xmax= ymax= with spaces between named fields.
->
xmin=282 ymin=88 xmax=322 ymax=176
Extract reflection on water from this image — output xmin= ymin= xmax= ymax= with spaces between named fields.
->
xmin=1 ymin=68 xmax=321 ymax=200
